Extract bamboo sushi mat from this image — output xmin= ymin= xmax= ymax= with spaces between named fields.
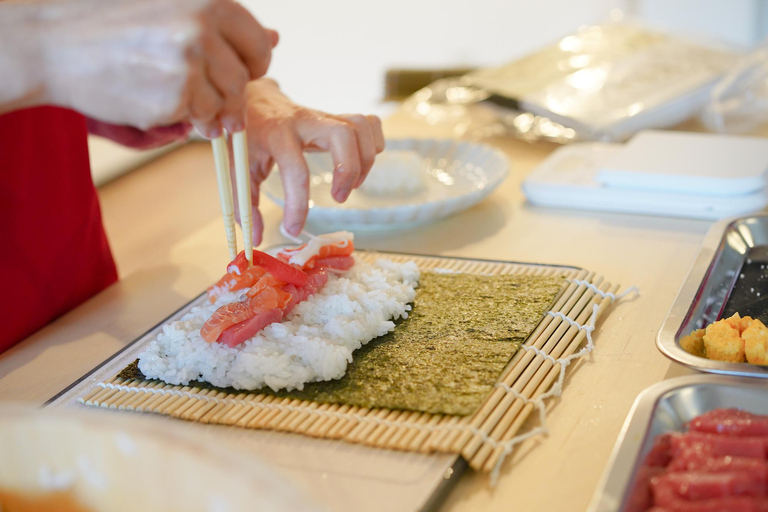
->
xmin=76 ymin=253 xmax=635 ymax=479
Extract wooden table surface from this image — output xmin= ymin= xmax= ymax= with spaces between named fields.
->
xmin=2 ymin=111 xmax=749 ymax=511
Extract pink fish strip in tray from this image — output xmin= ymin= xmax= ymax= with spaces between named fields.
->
xmin=629 ymin=409 xmax=768 ymax=512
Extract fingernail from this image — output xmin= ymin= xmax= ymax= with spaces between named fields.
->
xmin=225 ymin=119 xmax=245 ymax=133
xmin=208 ymin=127 xmax=222 ymax=139
xmin=335 ymin=189 xmax=350 ymax=203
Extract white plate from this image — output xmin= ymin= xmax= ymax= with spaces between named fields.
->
xmin=262 ymin=139 xmax=510 ymax=231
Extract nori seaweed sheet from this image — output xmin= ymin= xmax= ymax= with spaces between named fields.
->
xmin=119 ymin=273 xmax=565 ymax=416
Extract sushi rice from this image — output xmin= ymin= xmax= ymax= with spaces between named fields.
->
xmin=359 ymin=150 xmax=427 ymax=197
xmin=138 ymin=257 xmax=420 ymax=391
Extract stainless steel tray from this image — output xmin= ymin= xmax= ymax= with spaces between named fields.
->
xmin=658 ymin=213 xmax=768 ymax=377
xmin=45 ymin=250 xmax=580 ymax=512
xmin=587 ymin=375 xmax=768 ymax=512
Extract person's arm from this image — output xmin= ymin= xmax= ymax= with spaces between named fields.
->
xmin=0 ymin=2 xmax=48 ymax=114
xmin=0 ymin=0 xmax=277 ymax=138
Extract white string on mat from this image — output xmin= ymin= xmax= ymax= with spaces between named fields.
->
xmin=568 ymin=279 xmax=639 ymax=301
xmin=85 ymin=281 xmax=639 ymax=484
xmin=484 ymin=282 xmax=639 ymax=483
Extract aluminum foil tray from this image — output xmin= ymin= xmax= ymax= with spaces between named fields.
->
xmin=587 ymin=375 xmax=768 ymax=512
xmin=658 ymin=214 xmax=768 ymax=377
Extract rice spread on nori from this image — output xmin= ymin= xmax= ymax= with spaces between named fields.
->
xmin=121 ymin=272 xmax=565 ymax=416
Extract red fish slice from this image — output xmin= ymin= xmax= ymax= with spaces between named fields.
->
xmin=313 ymin=256 xmax=355 ymax=270
xmin=649 ymin=497 xmax=768 ymax=512
xmin=208 ymin=250 xmax=307 ymax=302
xmin=216 ymin=272 xmax=326 ymax=347
xmin=217 ymin=308 xmax=284 ymax=348
xmin=200 ymin=301 xmax=254 ymax=342
xmin=669 ymin=432 xmax=767 ymax=459
xmin=690 ymin=409 xmax=768 ymax=438
xmin=668 ymin=452 xmax=768 ymax=473
xmin=201 ymin=277 xmax=291 ymax=343
xmin=651 ymin=470 xmax=768 ymax=505
xmin=246 ymin=274 xmax=286 ymax=298
xmin=282 ymin=269 xmax=329 ymax=315
xmin=278 ymin=240 xmax=354 ymax=270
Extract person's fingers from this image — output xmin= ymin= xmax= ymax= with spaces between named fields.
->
xmin=266 ymin=29 xmax=279 ymax=48
xmin=217 ymin=1 xmax=274 ymax=79
xmin=338 ymin=114 xmax=377 ymax=188
xmin=204 ymin=33 xmax=248 ymax=133
xmin=367 ymin=115 xmax=386 ymax=153
xmin=327 ymin=121 xmax=362 ymax=202
xmin=250 ymin=178 xmax=264 ymax=247
xmin=297 ymin=118 xmax=361 ymax=203
xmin=188 ymin=64 xmax=224 ymax=138
xmin=269 ymin=131 xmax=310 ymax=235
xmin=250 ymin=152 xmax=275 ymax=186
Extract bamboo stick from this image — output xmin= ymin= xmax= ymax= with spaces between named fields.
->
xmin=211 ymin=134 xmax=237 ymax=260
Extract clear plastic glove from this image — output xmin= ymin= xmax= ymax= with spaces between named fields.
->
xmin=235 ymin=78 xmax=385 ymax=244
xmin=33 ymin=0 xmax=277 ymax=136
xmin=86 ymin=119 xmax=192 ymax=150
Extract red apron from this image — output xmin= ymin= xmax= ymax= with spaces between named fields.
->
xmin=0 ymin=106 xmax=118 ymax=352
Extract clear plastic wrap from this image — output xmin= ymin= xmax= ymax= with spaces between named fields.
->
xmin=701 ymin=42 xmax=768 ymax=134
xmin=400 ymin=23 xmax=738 ymax=143
xmin=400 ymin=77 xmax=579 ymax=144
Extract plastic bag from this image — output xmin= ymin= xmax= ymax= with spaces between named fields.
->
xmin=400 ymin=77 xmax=579 ymax=144
xmin=701 ymin=43 xmax=768 ymax=134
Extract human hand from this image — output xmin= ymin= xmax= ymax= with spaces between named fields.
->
xmin=86 ymin=119 xmax=192 ymax=150
xmin=38 ymin=0 xmax=277 ymax=136
xmin=237 ymin=78 xmax=385 ymax=244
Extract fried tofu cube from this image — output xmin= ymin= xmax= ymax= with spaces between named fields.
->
xmin=743 ymin=318 xmax=768 ymax=365
xmin=680 ymin=328 xmax=706 ymax=358
xmin=703 ymin=320 xmax=745 ymax=363
xmin=724 ymin=313 xmax=754 ymax=334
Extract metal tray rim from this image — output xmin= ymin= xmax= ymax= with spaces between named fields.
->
xmin=656 ymin=213 xmax=768 ymax=377
xmin=587 ymin=374 xmax=768 ymax=512
xmin=44 ymin=249 xmax=585 ymax=512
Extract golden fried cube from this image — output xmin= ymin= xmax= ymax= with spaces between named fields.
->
xmin=724 ymin=313 xmax=754 ymax=334
xmin=680 ymin=328 xmax=706 ymax=358
xmin=703 ymin=320 xmax=745 ymax=363
xmin=743 ymin=318 xmax=768 ymax=365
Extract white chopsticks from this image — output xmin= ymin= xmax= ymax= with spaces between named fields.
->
xmin=211 ymin=131 xmax=253 ymax=267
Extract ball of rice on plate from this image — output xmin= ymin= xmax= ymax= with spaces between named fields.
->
xmin=359 ymin=150 xmax=427 ymax=197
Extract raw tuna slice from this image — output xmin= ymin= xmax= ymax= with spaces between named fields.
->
xmin=217 ymin=308 xmax=284 ymax=348
xmin=651 ymin=471 xmax=768 ymax=505
xmin=648 ymin=496 xmax=768 ymax=512
xmin=690 ymin=409 xmax=768 ymax=437
xmin=282 ymin=269 xmax=329 ymax=315
xmin=645 ymin=433 xmax=673 ymax=468
xmin=313 ymin=255 xmax=355 ymax=270
xmin=625 ymin=465 xmax=666 ymax=512
xmin=667 ymin=452 xmax=768 ymax=473
xmin=669 ymin=432 xmax=766 ymax=459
